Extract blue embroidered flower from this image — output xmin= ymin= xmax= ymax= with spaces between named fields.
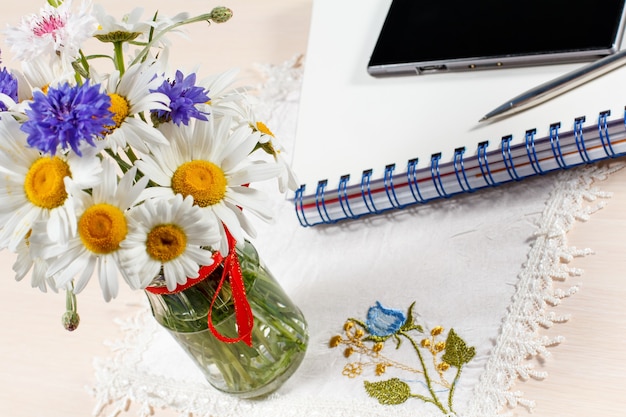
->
xmin=0 ymin=67 xmax=18 ymax=111
xmin=150 ymin=70 xmax=209 ymax=126
xmin=365 ymin=301 xmax=407 ymax=337
xmin=21 ymin=81 xmax=113 ymax=156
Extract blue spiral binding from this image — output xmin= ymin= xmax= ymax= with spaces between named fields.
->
xmin=574 ymin=116 xmax=591 ymax=163
xmin=453 ymin=147 xmax=474 ymax=192
xmin=477 ymin=141 xmax=498 ymax=186
xmin=360 ymin=169 xmax=380 ymax=214
xmin=294 ymin=185 xmax=312 ymax=227
xmin=598 ymin=110 xmax=616 ymax=157
xmin=430 ymin=153 xmax=449 ymax=198
xmin=338 ymin=174 xmax=357 ymax=219
xmin=524 ymin=129 xmax=544 ymax=174
xmin=406 ymin=158 xmax=426 ymax=203
xmin=315 ymin=180 xmax=332 ymax=224
xmin=548 ymin=123 xmax=567 ymax=169
xmin=383 ymin=164 xmax=403 ymax=208
xmin=501 ymin=135 xmax=521 ymax=180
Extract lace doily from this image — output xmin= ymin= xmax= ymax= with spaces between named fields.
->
xmin=90 ymin=57 xmax=624 ymax=417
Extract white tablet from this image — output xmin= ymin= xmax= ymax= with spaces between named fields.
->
xmin=368 ymin=0 xmax=626 ymax=76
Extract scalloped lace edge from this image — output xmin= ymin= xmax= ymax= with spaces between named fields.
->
xmin=466 ymin=162 xmax=624 ymax=416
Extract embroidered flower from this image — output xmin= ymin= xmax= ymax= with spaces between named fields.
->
xmin=365 ymin=301 xmax=407 ymax=337
xmin=21 ymin=81 xmax=113 ymax=156
xmin=151 ymin=70 xmax=210 ymax=126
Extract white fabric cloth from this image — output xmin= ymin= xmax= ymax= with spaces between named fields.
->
xmin=90 ymin=59 xmax=622 ymax=417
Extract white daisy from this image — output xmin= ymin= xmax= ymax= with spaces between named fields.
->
xmin=92 ymin=6 xmax=153 ymax=40
xmin=92 ymin=5 xmax=188 ymax=43
xmin=13 ymin=231 xmax=58 ymax=293
xmin=4 ymin=0 xmax=96 ymax=65
xmin=31 ymin=161 xmax=149 ymax=301
xmin=233 ymin=103 xmax=300 ymax=193
xmin=100 ymin=62 xmax=170 ymax=154
xmin=200 ymin=68 xmax=245 ymax=118
xmin=136 ymin=116 xmax=283 ymax=255
xmin=0 ymin=116 xmax=102 ymax=251
xmin=120 ymin=194 xmax=221 ymax=292
xmin=20 ymin=58 xmax=76 ymax=94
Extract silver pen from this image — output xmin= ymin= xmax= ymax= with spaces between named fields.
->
xmin=479 ymin=49 xmax=626 ymax=122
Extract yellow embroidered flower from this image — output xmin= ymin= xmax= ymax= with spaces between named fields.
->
xmin=375 ymin=363 xmax=387 ymax=376
xmin=342 ymin=363 xmax=362 ymax=378
xmin=431 ymin=326 xmax=444 ymax=336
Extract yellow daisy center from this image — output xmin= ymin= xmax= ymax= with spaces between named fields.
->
xmin=171 ymin=160 xmax=227 ymax=207
xmin=108 ymin=93 xmax=130 ymax=128
xmin=146 ymin=224 xmax=187 ymax=262
xmin=24 ymin=157 xmax=71 ymax=209
xmin=255 ymin=121 xmax=275 ymax=137
xmin=78 ymin=204 xmax=127 ymax=254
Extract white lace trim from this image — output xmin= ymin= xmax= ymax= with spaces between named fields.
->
xmin=467 ymin=162 xmax=623 ymax=416
xmin=89 ymin=57 xmax=624 ymax=416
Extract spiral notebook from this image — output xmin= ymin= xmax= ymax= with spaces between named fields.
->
xmin=291 ymin=0 xmax=626 ymax=227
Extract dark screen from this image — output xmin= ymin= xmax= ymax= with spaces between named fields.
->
xmin=369 ymin=0 xmax=626 ymax=67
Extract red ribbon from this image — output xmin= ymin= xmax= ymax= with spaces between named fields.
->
xmin=146 ymin=230 xmax=254 ymax=347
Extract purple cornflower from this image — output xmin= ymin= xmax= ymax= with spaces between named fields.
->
xmin=151 ymin=70 xmax=210 ymax=126
xmin=21 ymin=81 xmax=113 ymax=156
xmin=0 ymin=67 xmax=18 ymax=112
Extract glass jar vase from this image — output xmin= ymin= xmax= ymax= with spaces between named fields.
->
xmin=145 ymin=240 xmax=308 ymax=398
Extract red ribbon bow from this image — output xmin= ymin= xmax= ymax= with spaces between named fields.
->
xmin=146 ymin=230 xmax=254 ymax=347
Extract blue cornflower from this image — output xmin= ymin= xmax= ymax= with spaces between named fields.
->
xmin=21 ymin=81 xmax=113 ymax=156
xmin=365 ymin=301 xmax=407 ymax=337
xmin=0 ymin=67 xmax=18 ymax=112
xmin=151 ymin=70 xmax=210 ymax=126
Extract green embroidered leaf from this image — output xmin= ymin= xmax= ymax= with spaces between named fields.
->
xmin=364 ymin=378 xmax=411 ymax=405
xmin=363 ymin=334 xmax=390 ymax=343
xmin=441 ymin=328 xmax=476 ymax=368
xmin=400 ymin=302 xmax=423 ymax=333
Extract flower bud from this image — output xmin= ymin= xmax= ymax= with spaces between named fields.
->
xmin=329 ymin=335 xmax=342 ymax=348
xmin=210 ymin=7 xmax=233 ymax=23
xmin=62 ymin=311 xmax=80 ymax=331
xmin=343 ymin=347 xmax=354 ymax=358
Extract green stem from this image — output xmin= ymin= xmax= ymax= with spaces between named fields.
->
xmin=448 ymin=366 xmax=463 ymax=414
xmin=113 ymin=41 xmax=126 ymax=75
xmin=65 ymin=288 xmax=77 ymax=312
xmin=104 ymin=148 xmax=132 ymax=173
xmin=402 ymin=332 xmax=448 ymax=414
xmin=130 ymin=14 xmax=215 ymax=66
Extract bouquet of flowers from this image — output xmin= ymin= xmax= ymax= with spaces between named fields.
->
xmin=0 ymin=0 xmax=297 ymax=331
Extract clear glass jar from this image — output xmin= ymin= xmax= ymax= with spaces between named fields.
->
xmin=145 ymin=240 xmax=308 ymax=398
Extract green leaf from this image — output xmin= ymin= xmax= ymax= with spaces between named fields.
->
xmin=364 ymin=378 xmax=411 ymax=405
xmin=441 ymin=328 xmax=476 ymax=368
xmin=363 ymin=334 xmax=390 ymax=343
xmin=400 ymin=302 xmax=423 ymax=333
